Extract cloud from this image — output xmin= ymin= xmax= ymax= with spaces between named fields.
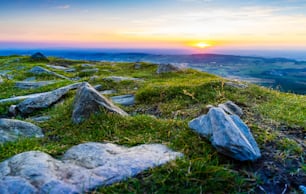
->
xmin=56 ymin=4 xmax=70 ymax=9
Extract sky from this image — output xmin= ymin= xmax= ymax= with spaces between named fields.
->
xmin=1 ymin=0 xmax=306 ymax=54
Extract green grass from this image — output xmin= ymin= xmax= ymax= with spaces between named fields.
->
xmin=0 ymin=55 xmax=305 ymax=193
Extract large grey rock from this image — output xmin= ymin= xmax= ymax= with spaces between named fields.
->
xmin=72 ymin=83 xmax=128 ymax=124
xmin=29 ymin=66 xmax=70 ymax=80
xmin=0 ymin=142 xmax=182 ymax=193
xmin=156 ymin=63 xmax=183 ymax=74
xmin=15 ymin=81 xmax=56 ymax=89
xmin=104 ymin=76 xmax=143 ymax=82
xmin=0 ymin=119 xmax=43 ymax=144
xmin=218 ymin=101 xmax=243 ymax=117
xmin=189 ymin=107 xmax=261 ymax=161
xmin=12 ymin=83 xmax=81 ymax=115
xmin=111 ymin=94 xmax=135 ymax=106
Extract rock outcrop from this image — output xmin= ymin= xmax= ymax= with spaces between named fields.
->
xmin=218 ymin=101 xmax=243 ymax=117
xmin=11 ymin=83 xmax=81 ymax=115
xmin=156 ymin=63 xmax=183 ymax=74
xmin=111 ymin=94 xmax=135 ymax=106
xmin=0 ymin=142 xmax=182 ymax=193
xmin=72 ymin=83 xmax=128 ymax=124
xmin=189 ymin=107 xmax=261 ymax=161
xmin=29 ymin=66 xmax=70 ymax=80
xmin=0 ymin=119 xmax=43 ymax=143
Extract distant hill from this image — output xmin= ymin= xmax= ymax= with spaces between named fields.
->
xmin=1 ymin=50 xmax=305 ymax=94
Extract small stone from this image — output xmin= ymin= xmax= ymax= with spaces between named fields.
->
xmin=90 ymin=76 xmax=99 ymax=81
xmin=94 ymin=84 xmax=103 ymax=91
xmin=218 ymin=101 xmax=243 ymax=117
xmin=8 ymin=105 xmax=17 ymax=116
xmin=100 ymin=90 xmax=116 ymax=95
xmin=104 ymin=76 xmax=143 ymax=82
xmin=81 ymin=68 xmax=99 ymax=73
xmin=189 ymin=107 xmax=261 ymax=161
xmin=225 ymin=82 xmax=248 ymax=89
xmin=156 ymin=63 xmax=183 ymax=74
xmin=0 ymin=76 xmax=3 ymax=84
xmin=65 ymin=68 xmax=76 ymax=73
xmin=111 ymin=94 xmax=135 ymax=106
xmin=81 ymin=64 xmax=95 ymax=67
xmin=0 ymin=118 xmax=44 ymax=144
xmin=46 ymin=64 xmax=68 ymax=70
xmin=29 ymin=116 xmax=51 ymax=123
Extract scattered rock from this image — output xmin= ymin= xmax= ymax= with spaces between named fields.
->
xmin=23 ymin=76 xmax=36 ymax=81
xmin=11 ymin=83 xmax=81 ymax=115
xmin=46 ymin=64 xmax=68 ymax=70
xmin=0 ymin=118 xmax=43 ymax=144
xmin=29 ymin=66 xmax=70 ymax=80
xmin=189 ymin=107 xmax=261 ymax=161
xmin=81 ymin=64 xmax=95 ymax=67
xmin=111 ymin=94 xmax=135 ymax=106
xmin=100 ymin=90 xmax=116 ymax=95
xmin=0 ymin=142 xmax=182 ymax=193
xmin=30 ymin=52 xmax=49 ymax=62
xmin=156 ymin=63 xmax=183 ymax=74
xmin=104 ymin=76 xmax=143 ymax=82
xmin=218 ymin=101 xmax=243 ymax=117
xmin=72 ymin=83 xmax=128 ymax=124
xmin=15 ymin=81 xmax=56 ymax=89
xmin=94 ymin=84 xmax=103 ymax=91
xmin=81 ymin=68 xmax=99 ymax=73
xmin=225 ymin=81 xmax=248 ymax=89
xmin=65 ymin=68 xmax=76 ymax=73
xmin=134 ymin=63 xmax=141 ymax=69
xmin=29 ymin=116 xmax=51 ymax=123
xmin=90 ymin=75 xmax=99 ymax=81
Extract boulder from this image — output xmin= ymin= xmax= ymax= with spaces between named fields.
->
xmin=11 ymin=83 xmax=81 ymax=115
xmin=15 ymin=81 xmax=56 ymax=89
xmin=0 ymin=119 xmax=43 ymax=144
xmin=111 ymin=94 xmax=135 ymax=106
xmin=218 ymin=101 xmax=243 ymax=117
xmin=156 ymin=63 xmax=183 ymax=74
xmin=0 ymin=142 xmax=182 ymax=193
xmin=104 ymin=76 xmax=143 ymax=82
xmin=30 ymin=52 xmax=49 ymax=62
xmin=189 ymin=107 xmax=261 ymax=161
xmin=72 ymin=83 xmax=128 ymax=124
xmin=29 ymin=66 xmax=70 ymax=80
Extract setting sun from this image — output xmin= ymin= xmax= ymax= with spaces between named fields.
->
xmin=196 ymin=42 xmax=211 ymax=48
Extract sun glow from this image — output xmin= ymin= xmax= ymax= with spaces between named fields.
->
xmin=196 ymin=42 xmax=211 ymax=48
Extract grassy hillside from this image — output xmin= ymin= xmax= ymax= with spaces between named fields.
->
xmin=0 ymin=55 xmax=305 ymax=193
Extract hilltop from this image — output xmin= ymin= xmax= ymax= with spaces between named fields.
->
xmin=0 ymin=54 xmax=305 ymax=193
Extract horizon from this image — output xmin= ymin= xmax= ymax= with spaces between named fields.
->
xmin=1 ymin=0 xmax=306 ymax=54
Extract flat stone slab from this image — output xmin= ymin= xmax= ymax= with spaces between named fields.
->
xmin=0 ymin=142 xmax=182 ymax=193
xmin=10 ymin=83 xmax=81 ymax=115
xmin=189 ymin=107 xmax=261 ymax=161
xmin=29 ymin=116 xmax=51 ymax=123
xmin=72 ymin=83 xmax=128 ymax=124
xmin=104 ymin=76 xmax=143 ymax=82
xmin=100 ymin=90 xmax=116 ymax=95
xmin=29 ymin=66 xmax=70 ymax=80
xmin=111 ymin=94 xmax=135 ymax=106
xmin=46 ymin=64 xmax=68 ymax=70
xmin=15 ymin=81 xmax=56 ymax=89
xmin=0 ymin=118 xmax=43 ymax=144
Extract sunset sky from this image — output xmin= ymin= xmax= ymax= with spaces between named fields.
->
xmin=1 ymin=0 xmax=306 ymax=53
